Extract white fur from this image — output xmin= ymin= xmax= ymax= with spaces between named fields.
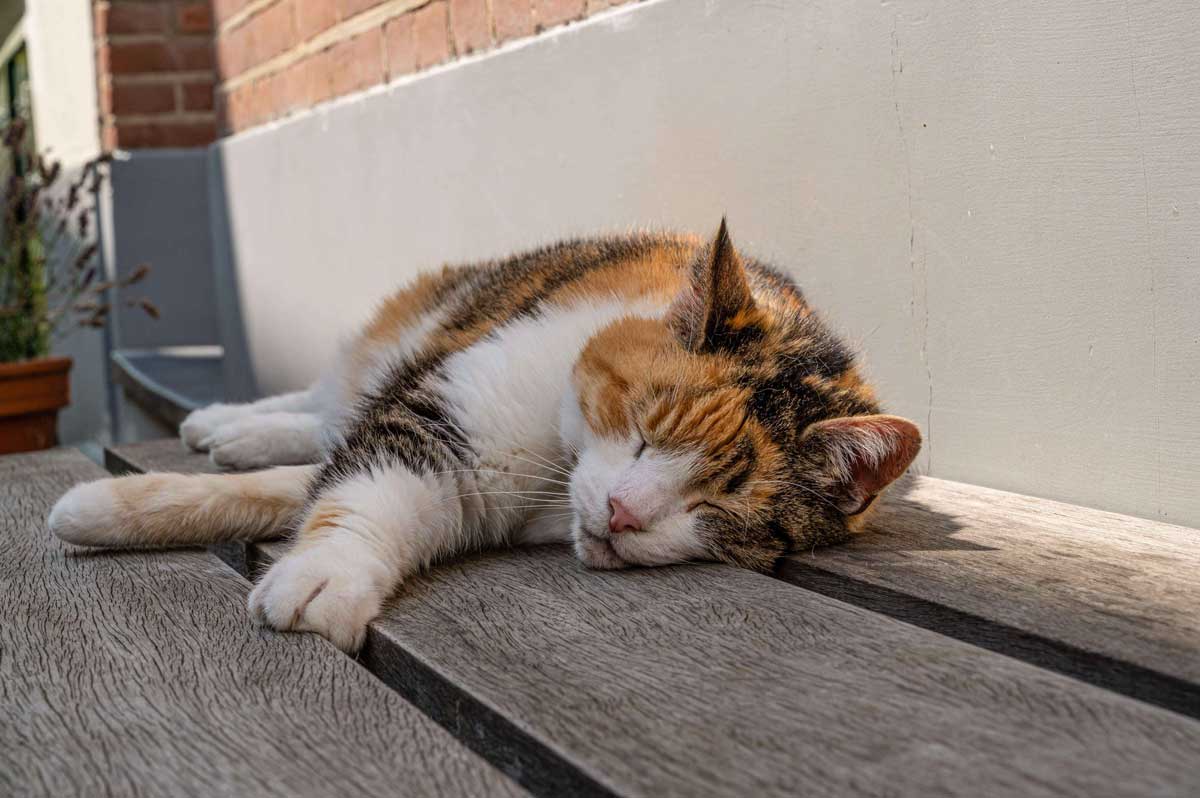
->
xmin=568 ymin=432 xmax=709 ymax=568
xmin=151 ymin=293 xmax=724 ymax=651
xmin=47 ymin=479 xmax=119 ymax=545
xmin=248 ymin=296 xmax=685 ymax=649
xmin=358 ymin=308 xmax=449 ymax=398
xmin=181 ymin=389 xmax=323 ymax=452
xmin=249 ymin=460 xmax=457 ymax=652
xmin=434 ymin=297 xmax=666 ymax=541
xmin=203 ymin=412 xmax=325 ymax=470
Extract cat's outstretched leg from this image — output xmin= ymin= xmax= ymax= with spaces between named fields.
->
xmin=204 ymin=413 xmax=325 ymax=469
xmin=180 ymin=388 xmax=321 ymax=451
xmin=181 ymin=387 xmax=334 ymax=469
xmin=248 ymin=461 xmax=466 ymax=652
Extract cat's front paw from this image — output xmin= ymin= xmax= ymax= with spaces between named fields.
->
xmin=180 ymin=403 xmax=245 ymax=451
xmin=206 ymin=414 xmax=322 ymax=470
xmin=248 ymin=543 xmax=388 ymax=653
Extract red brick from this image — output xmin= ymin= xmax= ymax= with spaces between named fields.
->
xmin=182 ymin=80 xmax=215 ymax=110
xmin=109 ymin=41 xmax=175 ymax=73
xmin=492 ymin=0 xmax=534 ymax=43
xmin=214 ymin=0 xmax=251 ymax=25
xmin=413 ymin=1 xmax=450 ymax=69
xmin=102 ymin=121 xmax=119 ymax=151
xmin=286 ymin=56 xmax=320 ymax=109
xmin=96 ymin=42 xmax=111 ymax=76
xmin=302 ymin=27 xmax=384 ymax=106
xmin=175 ymin=38 xmax=216 ymax=70
xmin=109 ymin=39 xmax=212 ymax=74
xmin=176 ymin=2 xmax=214 ymax=33
xmin=383 ymin=14 xmax=416 ymax=78
xmin=112 ymin=82 xmax=177 ymax=113
xmin=260 ymin=70 xmax=292 ymax=118
xmin=223 ymin=83 xmax=255 ymax=130
xmin=114 ymin=119 xmax=217 ymax=148
xmin=449 ymin=0 xmax=489 ymax=55
xmin=536 ymin=0 xmax=585 ymax=29
xmin=296 ymin=0 xmax=338 ymax=41
xmin=241 ymin=78 xmax=270 ymax=127
xmin=97 ymin=78 xmax=113 ymax=115
xmin=105 ymin=2 xmax=168 ymax=35
xmin=273 ymin=65 xmax=311 ymax=119
xmin=328 ymin=27 xmax=386 ymax=98
xmin=337 ymin=0 xmax=385 ymax=19
xmin=94 ymin=3 xmax=110 ymax=39
xmin=246 ymin=1 xmax=296 ymax=65
xmin=216 ymin=27 xmax=249 ymax=77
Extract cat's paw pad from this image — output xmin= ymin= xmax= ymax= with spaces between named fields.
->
xmin=248 ymin=544 xmax=387 ymax=653
xmin=180 ymin=403 xmax=245 ymax=451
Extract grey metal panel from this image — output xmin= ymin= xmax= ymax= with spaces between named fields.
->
xmin=108 ymin=149 xmax=219 ymax=349
xmin=206 ymin=145 xmax=259 ymax=401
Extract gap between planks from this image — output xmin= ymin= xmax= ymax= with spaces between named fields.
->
xmin=105 ymin=441 xmax=1200 ymax=784
xmin=105 ymin=442 xmax=1200 ymax=722
xmin=105 ymin=445 xmax=617 ymax=798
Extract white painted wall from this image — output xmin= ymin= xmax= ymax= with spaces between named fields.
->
xmin=23 ymin=0 xmax=100 ymax=163
xmin=211 ymin=0 xmax=1200 ymax=528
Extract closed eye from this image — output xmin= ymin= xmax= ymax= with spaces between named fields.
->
xmin=688 ymin=500 xmax=745 ymax=523
xmin=635 ymin=436 xmax=647 ymax=458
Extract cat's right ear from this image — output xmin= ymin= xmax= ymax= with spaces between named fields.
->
xmin=802 ymin=414 xmax=922 ymax=515
xmin=670 ymin=219 xmax=758 ymax=352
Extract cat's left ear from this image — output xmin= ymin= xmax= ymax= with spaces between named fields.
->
xmin=803 ymin=415 xmax=922 ymax=515
xmin=672 ymin=218 xmax=757 ymax=352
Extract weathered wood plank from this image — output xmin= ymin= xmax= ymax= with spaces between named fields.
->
xmin=110 ymin=440 xmax=1200 ymax=695
xmin=110 ymin=440 xmax=1200 ymax=797
xmin=329 ymin=546 xmax=1200 ymax=797
xmin=1 ymin=448 xmax=525 ymax=798
xmin=782 ymin=476 xmax=1200 ymax=688
xmin=105 ymin=438 xmax=219 ymax=477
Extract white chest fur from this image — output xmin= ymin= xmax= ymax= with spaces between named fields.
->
xmin=432 ymin=296 xmax=667 ymax=542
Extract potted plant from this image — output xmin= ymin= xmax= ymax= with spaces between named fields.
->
xmin=0 ymin=120 xmax=156 ymax=454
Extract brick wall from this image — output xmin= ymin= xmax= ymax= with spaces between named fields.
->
xmin=90 ymin=0 xmax=636 ymax=148
xmin=215 ymin=0 xmax=638 ymax=135
xmin=93 ymin=1 xmax=219 ymax=148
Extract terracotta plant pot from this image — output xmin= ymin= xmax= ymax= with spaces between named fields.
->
xmin=0 ymin=356 xmax=72 ymax=454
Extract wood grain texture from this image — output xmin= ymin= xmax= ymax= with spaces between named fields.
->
xmin=783 ymin=476 xmax=1200 ymax=685
xmin=344 ymin=547 xmax=1200 ymax=797
xmin=110 ymin=440 xmax=1200 ymax=687
xmin=109 ymin=440 xmax=1200 ymax=795
xmin=105 ymin=438 xmax=221 ymax=477
xmin=1 ymin=447 xmax=525 ymax=798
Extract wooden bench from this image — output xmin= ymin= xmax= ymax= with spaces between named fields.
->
xmin=7 ymin=440 xmax=1199 ymax=796
xmin=0 ymin=448 xmax=526 ymax=797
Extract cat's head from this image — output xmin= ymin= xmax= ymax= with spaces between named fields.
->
xmin=560 ymin=221 xmax=921 ymax=571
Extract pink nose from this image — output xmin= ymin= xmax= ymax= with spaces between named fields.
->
xmin=608 ymin=497 xmax=643 ymax=534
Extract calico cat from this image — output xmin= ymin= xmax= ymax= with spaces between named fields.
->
xmin=48 ymin=222 xmax=920 ymax=652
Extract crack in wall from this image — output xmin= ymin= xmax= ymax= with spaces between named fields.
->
xmin=891 ymin=19 xmax=934 ymax=474
xmin=1123 ymin=0 xmax=1161 ymax=518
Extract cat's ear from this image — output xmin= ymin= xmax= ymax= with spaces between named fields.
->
xmin=672 ymin=218 xmax=756 ymax=352
xmin=803 ymin=415 xmax=922 ymax=515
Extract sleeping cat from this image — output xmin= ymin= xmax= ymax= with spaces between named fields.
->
xmin=48 ymin=222 xmax=920 ymax=652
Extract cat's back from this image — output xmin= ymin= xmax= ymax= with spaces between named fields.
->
xmin=346 ymin=231 xmax=827 ymax=399
xmin=349 ymin=233 xmax=699 ymax=376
